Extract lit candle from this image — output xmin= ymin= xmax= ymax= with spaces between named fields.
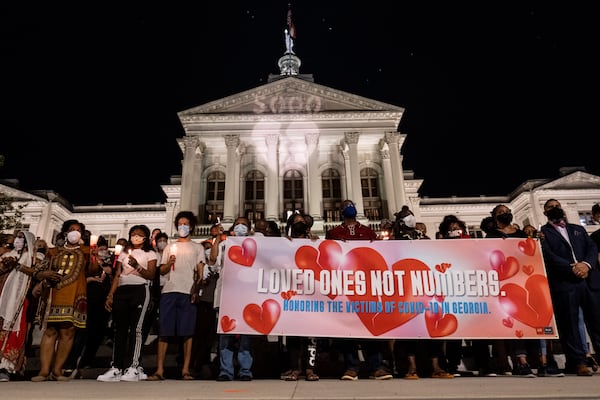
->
xmin=90 ymin=235 xmax=98 ymax=248
xmin=113 ymin=244 xmax=123 ymax=268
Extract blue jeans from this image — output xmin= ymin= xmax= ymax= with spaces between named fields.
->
xmin=219 ymin=334 xmax=253 ymax=379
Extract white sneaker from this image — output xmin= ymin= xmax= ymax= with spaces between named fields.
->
xmin=121 ymin=366 xmax=146 ymax=382
xmin=97 ymin=367 xmax=122 ymax=382
xmin=137 ymin=367 xmax=148 ymax=381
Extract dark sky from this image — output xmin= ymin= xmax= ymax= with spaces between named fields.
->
xmin=2 ymin=2 xmax=598 ymax=206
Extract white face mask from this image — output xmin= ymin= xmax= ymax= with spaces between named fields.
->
xmin=178 ymin=224 xmax=190 ymax=238
xmin=67 ymin=230 xmax=81 ymax=244
xmin=233 ymin=224 xmax=248 ymax=236
xmin=204 ymin=249 xmax=211 ymax=261
xmin=14 ymin=237 xmax=25 ymax=251
xmin=157 ymin=241 xmax=167 ymax=251
xmin=403 ymin=214 xmax=417 ymax=229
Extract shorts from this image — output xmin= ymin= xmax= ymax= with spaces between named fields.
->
xmin=158 ymin=292 xmax=197 ymax=337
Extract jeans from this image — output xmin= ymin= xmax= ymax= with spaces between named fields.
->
xmin=219 ymin=334 xmax=253 ymax=379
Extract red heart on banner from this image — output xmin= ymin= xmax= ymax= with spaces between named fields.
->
xmin=228 ymin=238 xmax=257 ymax=266
xmin=502 ymin=317 xmax=514 ymax=328
xmin=522 ymin=264 xmax=534 ymax=275
xmin=220 ymin=316 xmax=236 ymax=332
xmin=281 ymin=290 xmax=296 ymax=300
xmin=499 ymin=274 xmax=553 ymax=328
xmin=295 ymin=240 xmax=342 ymax=299
xmin=489 ymin=250 xmax=519 ymax=281
xmin=515 ymin=330 xmax=524 ymax=338
xmin=342 ymin=251 xmax=434 ymax=336
xmin=243 ymin=299 xmax=281 ymax=334
xmin=518 ymin=237 xmax=537 ymax=256
xmin=435 ymin=263 xmax=451 ymax=273
xmin=424 ymin=308 xmax=458 ymax=337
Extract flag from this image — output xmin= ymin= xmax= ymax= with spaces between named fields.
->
xmin=287 ymin=6 xmax=296 ymax=39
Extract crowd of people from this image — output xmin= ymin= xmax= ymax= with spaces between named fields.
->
xmin=0 ymin=200 xmax=599 ymax=383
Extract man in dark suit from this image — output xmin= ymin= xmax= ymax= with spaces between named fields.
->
xmin=540 ymin=199 xmax=600 ymax=376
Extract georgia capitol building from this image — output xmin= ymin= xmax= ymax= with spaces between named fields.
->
xmin=2 ymin=29 xmax=600 ymax=245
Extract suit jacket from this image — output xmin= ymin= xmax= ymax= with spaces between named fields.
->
xmin=540 ymin=222 xmax=600 ymax=292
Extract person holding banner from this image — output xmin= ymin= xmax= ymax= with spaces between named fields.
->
xmin=326 ymin=200 xmax=393 ymax=380
xmin=392 ymin=206 xmax=454 ymax=379
xmin=280 ymin=212 xmax=320 ymax=382
xmin=213 ymin=217 xmax=255 ymax=382
xmin=540 ymin=199 xmax=600 ymax=376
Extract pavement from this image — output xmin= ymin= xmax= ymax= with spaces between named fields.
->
xmin=15 ymin=332 xmax=600 ymax=399
xmin=3 ymin=374 xmax=600 ymax=400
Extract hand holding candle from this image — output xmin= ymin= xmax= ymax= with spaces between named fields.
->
xmin=170 ymin=243 xmax=177 ymax=270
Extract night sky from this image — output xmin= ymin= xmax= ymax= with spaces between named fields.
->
xmin=2 ymin=2 xmax=598 ymax=205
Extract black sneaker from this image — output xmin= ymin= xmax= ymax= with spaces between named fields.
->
xmin=541 ymin=364 xmax=564 ymax=377
xmin=516 ymin=363 xmax=536 ymax=378
xmin=239 ymin=375 xmax=252 ymax=381
xmin=217 ymin=375 xmax=232 ymax=381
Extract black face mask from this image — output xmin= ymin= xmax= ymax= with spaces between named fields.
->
xmin=291 ymin=222 xmax=308 ymax=238
xmin=546 ymin=207 xmax=565 ymax=223
xmin=496 ymin=212 xmax=513 ymax=225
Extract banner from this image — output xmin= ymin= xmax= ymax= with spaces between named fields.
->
xmin=217 ymin=236 xmax=558 ymax=339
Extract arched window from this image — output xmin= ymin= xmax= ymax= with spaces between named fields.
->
xmin=322 ymin=168 xmax=342 ymax=222
xmin=283 ymin=169 xmax=304 ymax=220
xmin=360 ymin=167 xmax=382 ymax=221
xmin=244 ymin=170 xmax=265 ymax=223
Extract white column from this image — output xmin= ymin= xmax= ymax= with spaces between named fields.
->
xmin=385 ymin=132 xmax=406 ymax=210
xmin=265 ymin=135 xmax=280 ymax=221
xmin=223 ymin=135 xmax=239 ymax=223
xmin=306 ymin=133 xmax=322 ymax=221
xmin=180 ymin=137 xmax=198 ymax=212
xmin=344 ymin=132 xmax=365 ymax=218
xmin=380 ymin=148 xmax=397 ymax=218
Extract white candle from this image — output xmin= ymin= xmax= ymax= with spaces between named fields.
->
xmin=90 ymin=235 xmax=98 ymax=247
xmin=114 ymin=244 xmax=123 ymax=256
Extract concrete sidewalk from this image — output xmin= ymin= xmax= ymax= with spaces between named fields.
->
xmin=3 ymin=375 xmax=600 ymax=400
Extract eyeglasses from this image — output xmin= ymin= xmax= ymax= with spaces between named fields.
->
xmin=131 ymin=235 xmax=146 ymax=240
xmin=3 ymin=243 xmax=14 ymax=249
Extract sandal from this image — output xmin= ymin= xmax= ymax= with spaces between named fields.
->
xmin=281 ymin=369 xmax=301 ymax=381
xmin=404 ymin=369 xmax=419 ymax=380
xmin=146 ymin=373 xmax=165 ymax=381
xmin=182 ymin=373 xmax=194 ymax=380
xmin=305 ymin=369 xmax=319 ymax=381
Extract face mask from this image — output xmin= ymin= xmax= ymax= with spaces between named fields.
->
xmin=233 ymin=224 xmax=249 ymax=236
xmin=14 ymin=237 xmax=25 ymax=251
xmin=37 ymin=247 xmax=47 ymax=255
xmin=178 ymin=224 xmax=190 ymax=238
xmin=291 ymin=222 xmax=308 ymax=237
xmin=402 ymin=214 xmax=416 ymax=228
xmin=496 ymin=212 xmax=513 ymax=225
xmin=97 ymin=250 xmax=109 ymax=258
xmin=546 ymin=207 xmax=565 ymax=223
xmin=342 ymin=204 xmax=357 ymax=218
xmin=131 ymin=235 xmax=145 ymax=245
xmin=157 ymin=241 xmax=167 ymax=251
xmin=67 ymin=230 xmax=81 ymax=244
xmin=447 ymin=229 xmax=462 ymax=238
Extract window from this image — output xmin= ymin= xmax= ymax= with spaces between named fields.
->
xmin=322 ymin=168 xmax=342 ymax=222
xmin=206 ymin=171 xmax=225 ymax=222
xmin=244 ymin=170 xmax=265 ymax=223
xmin=283 ymin=169 xmax=304 ymax=219
xmin=360 ymin=168 xmax=382 ymax=221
